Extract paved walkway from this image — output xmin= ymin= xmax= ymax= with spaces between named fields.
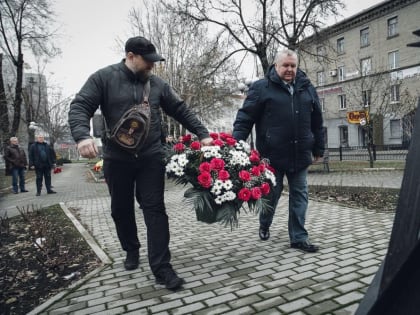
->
xmin=0 ymin=164 xmax=404 ymax=315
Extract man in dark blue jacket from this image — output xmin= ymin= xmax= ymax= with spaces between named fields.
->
xmin=29 ymin=134 xmax=57 ymax=196
xmin=233 ymin=49 xmax=325 ymax=252
xmin=68 ymin=36 xmax=213 ymax=290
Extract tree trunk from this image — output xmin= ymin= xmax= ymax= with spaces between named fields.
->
xmin=11 ymin=53 xmax=24 ymax=137
xmin=0 ymin=53 xmax=10 ymax=148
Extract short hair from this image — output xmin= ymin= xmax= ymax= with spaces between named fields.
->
xmin=275 ymin=49 xmax=298 ymax=64
xmin=10 ymin=137 xmax=18 ymax=142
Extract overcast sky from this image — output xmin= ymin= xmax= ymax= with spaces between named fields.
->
xmin=44 ymin=0 xmax=385 ymax=98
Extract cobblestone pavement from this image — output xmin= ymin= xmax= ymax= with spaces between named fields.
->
xmin=0 ymin=163 xmax=402 ymax=315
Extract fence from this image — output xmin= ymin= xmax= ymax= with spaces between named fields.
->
xmin=328 ymin=145 xmax=408 ymax=161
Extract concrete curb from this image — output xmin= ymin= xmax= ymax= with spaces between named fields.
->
xmin=27 ymin=202 xmax=112 ymax=315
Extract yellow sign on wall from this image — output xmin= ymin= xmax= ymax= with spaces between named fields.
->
xmin=347 ymin=111 xmax=369 ymax=124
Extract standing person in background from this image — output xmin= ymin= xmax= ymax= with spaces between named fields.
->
xmin=68 ymin=36 xmax=213 ymax=291
xmin=29 ymin=134 xmax=57 ymax=196
xmin=232 ymin=49 xmax=325 ymax=253
xmin=3 ymin=137 xmax=29 ymax=194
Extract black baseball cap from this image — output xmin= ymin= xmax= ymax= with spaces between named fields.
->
xmin=125 ymin=36 xmax=165 ymax=62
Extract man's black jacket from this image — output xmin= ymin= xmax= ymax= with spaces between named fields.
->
xmin=68 ymin=60 xmax=210 ymax=161
xmin=233 ymin=66 xmax=325 ymax=173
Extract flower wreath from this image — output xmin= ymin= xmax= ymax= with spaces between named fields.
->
xmin=165 ymin=132 xmax=276 ymax=228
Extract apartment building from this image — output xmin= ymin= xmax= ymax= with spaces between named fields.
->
xmin=300 ymin=0 xmax=420 ymax=149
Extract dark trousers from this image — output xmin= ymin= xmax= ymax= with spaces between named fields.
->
xmin=11 ymin=167 xmax=26 ymax=192
xmin=35 ymin=166 xmax=52 ymax=193
xmin=103 ymin=157 xmax=171 ymax=275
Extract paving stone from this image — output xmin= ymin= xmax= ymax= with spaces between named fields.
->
xmin=17 ymin=164 xmax=398 ymax=315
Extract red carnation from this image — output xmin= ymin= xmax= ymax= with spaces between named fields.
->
xmin=266 ymin=164 xmax=276 ymax=174
xmin=218 ymin=170 xmax=230 ymax=181
xmin=213 ymin=139 xmax=224 ymax=147
xmin=181 ymin=134 xmax=192 ymax=142
xmin=209 ymin=132 xmax=219 ymax=140
xmin=210 ymin=158 xmax=225 ymax=171
xmin=249 ymin=150 xmax=260 ymax=163
xmin=261 ymin=182 xmax=271 ymax=195
xmin=219 ymin=132 xmax=231 ymax=140
xmin=238 ymin=188 xmax=251 ymax=201
xmin=173 ymin=143 xmax=185 ymax=152
xmin=251 ymin=187 xmax=262 ymax=200
xmin=258 ymin=164 xmax=266 ymax=172
xmin=197 ymin=172 xmax=212 ymax=188
xmin=190 ymin=141 xmax=201 ymax=150
xmin=239 ymin=170 xmax=251 ymax=181
xmin=225 ymin=137 xmax=237 ymax=146
xmin=251 ymin=166 xmax=261 ymax=176
xmin=199 ymin=162 xmax=211 ymax=173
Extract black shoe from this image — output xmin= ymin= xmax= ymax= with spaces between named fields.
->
xmin=21 ymin=190 xmax=29 ymax=193
xmin=291 ymin=240 xmax=319 ymax=253
xmin=155 ymin=268 xmax=185 ymax=290
xmin=47 ymin=190 xmax=57 ymax=194
xmin=124 ymin=250 xmax=139 ymax=270
xmin=36 ymin=192 xmax=41 ymax=196
xmin=259 ymin=227 xmax=270 ymax=241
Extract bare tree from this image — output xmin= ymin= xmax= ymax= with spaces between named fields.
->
xmin=37 ymin=85 xmax=71 ymax=148
xmin=127 ymin=1 xmax=239 ymax=136
xmin=343 ymin=65 xmax=417 ymax=167
xmin=162 ymin=0 xmax=345 ymax=74
xmin=0 ymin=53 xmax=10 ymax=151
xmin=0 ymin=0 xmax=60 ymax=140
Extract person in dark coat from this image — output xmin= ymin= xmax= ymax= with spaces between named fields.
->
xmin=233 ymin=49 xmax=325 ymax=253
xmin=29 ymin=134 xmax=57 ymax=196
xmin=68 ymin=36 xmax=213 ymax=291
xmin=3 ymin=137 xmax=29 ymax=194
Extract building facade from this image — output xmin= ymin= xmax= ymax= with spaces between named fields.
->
xmin=300 ymin=0 xmax=420 ymax=149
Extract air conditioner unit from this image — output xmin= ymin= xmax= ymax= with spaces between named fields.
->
xmin=329 ymin=70 xmax=337 ymax=77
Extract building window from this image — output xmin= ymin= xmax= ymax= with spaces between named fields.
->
xmin=317 ymin=71 xmax=325 ymax=86
xmin=319 ymin=98 xmax=325 ymax=112
xmin=316 ymin=46 xmax=326 ymax=62
xmin=362 ymin=90 xmax=371 ymax=107
xmin=387 ymin=16 xmax=398 ymax=37
xmin=361 ymin=57 xmax=372 ymax=76
xmin=337 ymin=37 xmax=345 ymax=54
xmin=339 ymin=94 xmax=346 ymax=110
xmin=391 ymin=84 xmax=400 ymax=102
xmin=390 ymin=119 xmax=401 ymax=138
xmin=388 ymin=50 xmax=399 ymax=70
xmin=338 ymin=66 xmax=345 ymax=81
xmin=360 ymin=27 xmax=370 ymax=47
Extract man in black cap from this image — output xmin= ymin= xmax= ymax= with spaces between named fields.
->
xmin=69 ymin=36 xmax=213 ymax=291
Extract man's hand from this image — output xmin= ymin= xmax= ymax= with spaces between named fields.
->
xmin=200 ymin=137 xmax=213 ymax=146
xmin=77 ymin=139 xmax=98 ymax=159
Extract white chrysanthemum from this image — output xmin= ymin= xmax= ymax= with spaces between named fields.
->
xmin=265 ymin=169 xmax=277 ymax=186
xmin=235 ymin=140 xmax=251 ymax=153
xmin=222 ymin=180 xmax=233 ymax=190
xmin=211 ymin=180 xmax=224 ymax=195
xmin=214 ymin=195 xmax=224 ymax=205
xmin=229 ymin=150 xmax=250 ymax=166
xmin=176 ymin=154 xmax=188 ymax=167
xmin=165 ymin=161 xmax=185 ymax=176
xmin=222 ymin=191 xmax=236 ymax=201
xmin=201 ymin=145 xmax=222 ymax=158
